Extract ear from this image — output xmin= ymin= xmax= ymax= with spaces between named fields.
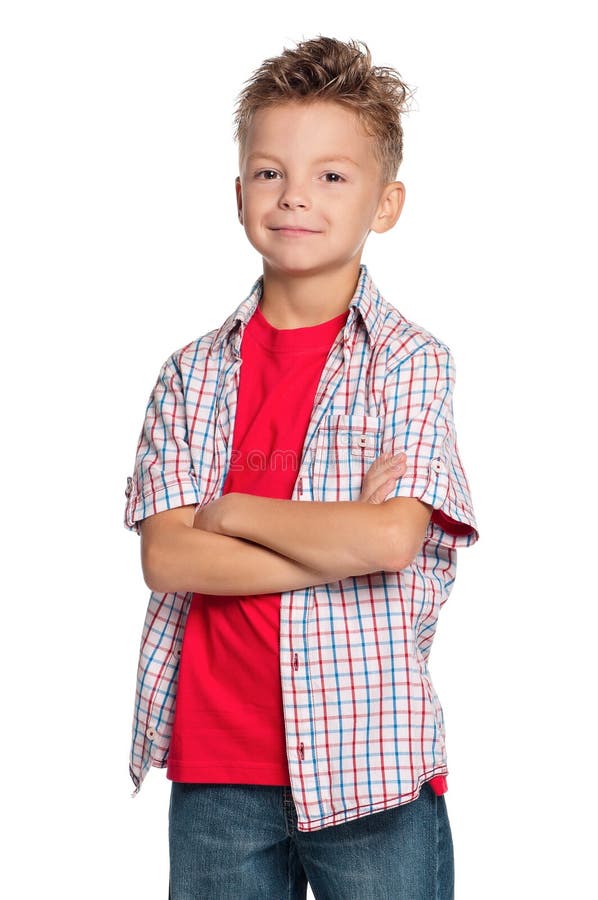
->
xmin=235 ymin=176 xmax=243 ymax=222
xmin=370 ymin=181 xmax=406 ymax=235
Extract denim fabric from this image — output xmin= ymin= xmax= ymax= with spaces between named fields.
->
xmin=168 ymin=780 xmax=454 ymax=899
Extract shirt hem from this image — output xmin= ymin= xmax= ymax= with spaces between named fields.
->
xmin=295 ymin=766 xmax=449 ymax=833
xmin=166 ymin=760 xmax=292 ymax=785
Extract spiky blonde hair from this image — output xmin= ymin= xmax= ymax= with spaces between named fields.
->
xmin=233 ymin=35 xmax=416 ymax=186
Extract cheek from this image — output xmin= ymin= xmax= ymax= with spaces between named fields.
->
xmin=331 ymin=192 xmax=370 ymax=224
xmin=245 ymin=198 xmax=273 ymax=227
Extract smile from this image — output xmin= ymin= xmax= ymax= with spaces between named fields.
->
xmin=272 ymin=228 xmax=320 ymax=237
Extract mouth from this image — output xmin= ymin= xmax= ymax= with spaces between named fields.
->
xmin=271 ymin=227 xmax=320 ymax=236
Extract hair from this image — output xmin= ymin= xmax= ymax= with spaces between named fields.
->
xmin=233 ymin=36 xmax=417 ymax=187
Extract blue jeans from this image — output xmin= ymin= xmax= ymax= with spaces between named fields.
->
xmin=168 ymin=780 xmax=454 ymax=899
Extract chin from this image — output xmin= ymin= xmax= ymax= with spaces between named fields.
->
xmin=262 ymin=256 xmax=339 ymax=277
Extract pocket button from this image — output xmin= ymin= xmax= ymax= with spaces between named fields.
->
xmin=351 ymin=433 xmax=376 ymax=457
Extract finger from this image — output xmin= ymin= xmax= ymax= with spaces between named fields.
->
xmin=368 ymin=459 xmax=407 ymax=490
xmin=369 ymin=476 xmax=399 ymax=504
xmin=373 ymin=451 xmax=403 ymax=467
xmin=380 ymin=477 xmax=401 ymax=503
xmin=361 ymin=454 xmax=407 ymax=503
xmin=367 ymin=454 xmax=406 ymax=476
xmin=362 ymin=470 xmax=406 ymax=504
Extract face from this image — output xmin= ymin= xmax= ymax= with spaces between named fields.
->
xmin=235 ymin=100 xmax=404 ymax=276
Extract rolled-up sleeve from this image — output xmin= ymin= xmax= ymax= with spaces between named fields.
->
xmin=123 ymin=352 xmax=201 ymax=535
xmin=381 ymin=340 xmax=479 ymax=550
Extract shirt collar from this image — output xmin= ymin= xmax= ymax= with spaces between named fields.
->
xmin=208 ymin=263 xmax=386 ymax=358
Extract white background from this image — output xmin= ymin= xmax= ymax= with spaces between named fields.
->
xmin=2 ymin=2 xmax=596 ymax=897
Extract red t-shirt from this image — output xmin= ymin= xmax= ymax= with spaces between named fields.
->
xmin=166 ymin=300 xmax=448 ymax=797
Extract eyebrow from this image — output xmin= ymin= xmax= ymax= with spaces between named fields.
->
xmin=247 ymin=152 xmax=359 ymax=167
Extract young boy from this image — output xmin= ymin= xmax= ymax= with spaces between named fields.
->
xmin=124 ymin=35 xmax=479 ymax=899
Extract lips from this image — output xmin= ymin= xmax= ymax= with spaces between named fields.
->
xmin=272 ymin=226 xmax=319 ymax=233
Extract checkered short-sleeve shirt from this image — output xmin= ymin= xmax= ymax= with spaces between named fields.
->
xmin=124 ymin=263 xmax=479 ymax=832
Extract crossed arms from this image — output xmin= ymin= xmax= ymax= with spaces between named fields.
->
xmin=139 ymin=493 xmax=433 ymax=596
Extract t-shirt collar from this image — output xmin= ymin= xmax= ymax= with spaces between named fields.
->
xmin=209 ymin=263 xmax=386 ymax=358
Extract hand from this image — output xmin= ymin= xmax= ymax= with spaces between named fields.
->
xmin=193 ymin=493 xmax=235 ymax=534
xmin=358 ymin=452 xmax=407 ymax=504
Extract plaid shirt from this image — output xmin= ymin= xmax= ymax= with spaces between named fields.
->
xmin=124 ymin=263 xmax=479 ymax=832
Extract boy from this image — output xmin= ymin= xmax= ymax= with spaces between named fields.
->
xmin=124 ymin=35 xmax=479 ymax=899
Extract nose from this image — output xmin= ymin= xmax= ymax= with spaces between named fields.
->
xmin=280 ymin=196 xmax=309 ymax=210
xmin=278 ymin=178 xmax=311 ymax=210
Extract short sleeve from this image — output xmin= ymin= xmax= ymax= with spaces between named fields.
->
xmin=123 ymin=352 xmax=202 ymax=535
xmin=381 ymin=340 xmax=479 ymax=550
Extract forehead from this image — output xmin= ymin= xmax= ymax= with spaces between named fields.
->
xmin=245 ymin=100 xmax=376 ymax=163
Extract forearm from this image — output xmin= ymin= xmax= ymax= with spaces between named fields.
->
xmin=220 ymin=495 xmax=395 ymax=574
xmin=149 ymin=524 xmax=361 ymax=596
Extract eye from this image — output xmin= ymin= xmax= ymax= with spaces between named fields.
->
xmin=323 ymin=172 xmax=344 ymax=183
xmin=255 ymin=169 xmax=279 ymax=180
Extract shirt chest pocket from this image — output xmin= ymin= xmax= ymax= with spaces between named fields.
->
xmin=311 ymin=414 xmax=383 ymax=502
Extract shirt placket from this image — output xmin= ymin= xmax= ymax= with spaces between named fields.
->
xmin=278 ymin=316 xmax=357 ymax=826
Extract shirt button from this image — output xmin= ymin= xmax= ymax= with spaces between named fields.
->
xmin=146 ymin=726 xmax=156 ymax=740
xmin=431 ymin=459 xmax=445 ymax=474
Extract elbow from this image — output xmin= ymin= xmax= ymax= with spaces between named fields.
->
xmin=378 ymin=499 xmax=433 ymax=573
xmin=381 ymin=522 xmax=416 ymax=573
xmin=144 ymin=569 xmax=168 ymax=594
xmin=139 ymin=515 xmax=211 ymax=595
xmin=141 ymin=539 xmax=185 ymax=594
xmin=142 ymin=544 xmax=168 ymax=593
xmin=141 ymin=529 xmax=211 ymax=595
